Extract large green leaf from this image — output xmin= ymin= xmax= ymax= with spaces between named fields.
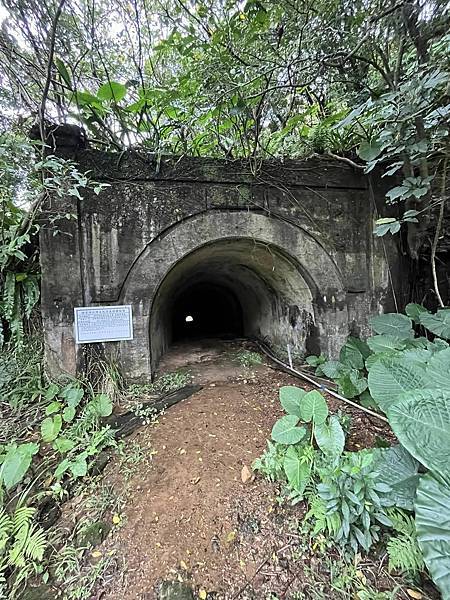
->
xmin=314 ymin=416 xmax=345 ymax=457
xmin=0 ymin=443 xmax=39 ymax=490
xmin=373 ymin=444 xmax=420 ymax=510
xmin=320 ymin=360 xmax=347 ymax=379
xmin=405 ymin=303 xmax=428 ymax=323
xmin=41 ymin=414 xmax=62 ymax=443
xmin=428 ymin=338 xmax=449 ymax=353
xmin=368 ymin=356 xmax=429 ymax=412
xmin=400 ymin=348 xmax=432 ymax=364
xmin=271 ymin=415 xmax=306 ymax=445
xmin=61 ymin=385 xmax=84 ymax=408
xmin=339 ymin=337 xmax=371 ymax=370
xmin=367 ymin=335 xmax=405 ymax=354
xmin=365 ymin=351 xmax=395 ymax=370
xmin=69 ymin=453 xmax=88 ymax=478
xmin=425 ymin=348 xmax=450 ymax=388
xmin=357 ymin=139 xmax=382 ymax=162
xmin=300 ymin=390 xmax=328 ymax=425
xmin=420 ymin=309 xmax=450 ymax=339
xmin=388 ymin=389 xmax=450 ymax=477
xmin=279 ymin=386 xmax=306 ymax=417
xmin=283 ymin=447 xmax=311 ymax=494
xmin=336 ymin=370 xmax=367 ymax=399
xmin=369 ymin=313 xmax=413 ymax=337
xmin=90 ymin=393 xmax=113 ymax=417
xmin=97 ymin=81 xmax=127 ymax=102
xmin=415 ymin=473 xmax=450 ymax=598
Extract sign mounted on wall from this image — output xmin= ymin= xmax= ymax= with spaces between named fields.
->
xmin=74 ymin=305 xmax=133 ymax=344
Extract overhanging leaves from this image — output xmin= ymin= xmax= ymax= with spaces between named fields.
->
xmin=387 ymin=389 xmax=450 ymax=478
xmin=420 ymin=309 xmax=450 ymax=340
xmin=369 ymin=313 xmax=413 ymax=338
xmin=415 ymin=473 xmax=450 ymax=599
xmin=368 ymin=356 xmax=428 ymax=412
xmin=373 ymin=444 xmax=420 ymax=511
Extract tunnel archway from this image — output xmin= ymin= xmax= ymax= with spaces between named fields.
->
xmin=150 ymin=238 xmax=317 ymax=371
xmin=120 ymin=211 xmax=347 ymax=379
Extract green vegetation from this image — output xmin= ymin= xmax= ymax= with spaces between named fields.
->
xmin=233 ymin=349 xmax=263 ymax=369
xmin=256 ymin=307 xmax=450 ymax=597
xmin=127 ymin=369 xmax=192 ymax=399
xmin=0 ymin=0 xmax=449 ymax=597
xmin=0 ymin=340 xmax=160 ymax=598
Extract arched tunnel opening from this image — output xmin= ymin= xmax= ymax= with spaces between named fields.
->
xmin=150 ymin=238 xmax=317 ymax=371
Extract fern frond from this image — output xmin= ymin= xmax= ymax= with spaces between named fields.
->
xmin=387 ymin=533 xmax=424 ymax=576
xmin=12 ymin=506 xmax=35 ymax=533
xmin=21 ymin=276 xmax=40 ymax=319
xmin=2 ymin=272 xmax=15 ymax=321
xmin=386 ymin=509 xmax=424 ymax=577
xmin=24 ymin=524 xmax=47 ymax=561
xmin=9 ymin=524 xmax=29 ymax=567
xmin=0 ymin=508 xmax=12 ymax=553
xmin=9 ymin=290 xmax=24 ymax=347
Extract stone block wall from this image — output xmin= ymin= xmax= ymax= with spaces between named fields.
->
xmin=40 ymin=147 xmax=403 ymax=380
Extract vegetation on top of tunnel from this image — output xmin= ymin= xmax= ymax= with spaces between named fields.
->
xmin=1 ymin=0 xmax=449 ymax=346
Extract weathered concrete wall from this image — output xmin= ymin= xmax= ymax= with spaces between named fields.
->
xmin=40 ymin=147 xmax=403 ymax=381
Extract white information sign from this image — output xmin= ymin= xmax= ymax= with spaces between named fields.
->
xmin=74 ymin=305 xmax=133 ymax=344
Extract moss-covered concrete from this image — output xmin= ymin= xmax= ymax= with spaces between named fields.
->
xmin=40 ymin=135 xmax=403 ymax=380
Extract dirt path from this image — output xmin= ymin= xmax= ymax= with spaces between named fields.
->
xmin=101 ymin=342 xmax=288 ymax=598
xmin=98 ymin=340 xmax=395 ymax=599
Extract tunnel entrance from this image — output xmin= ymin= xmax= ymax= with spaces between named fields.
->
xmin=172 ymin=282 xmax=244 ymax=340
xmin=149 ymin=237 xmax=317 ymax=371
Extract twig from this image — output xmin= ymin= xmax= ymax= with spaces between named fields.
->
xmin=231 ymin=556 xmax=270 ymax=599
xmin=38 ymin=0 xmax=67 ymax=148
xmin=431 ymin=155 xmax=448 ymax=308
xmin=326 ymin=152 xmax=365 ymax=170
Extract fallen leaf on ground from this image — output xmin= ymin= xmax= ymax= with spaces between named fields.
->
xmin=226 ymin=530 xmax=236 ymax=543
xmin=407 ymin=590 xmax=422 ymax=599
xmin=241 ymin=465 xmax=251 ymax=483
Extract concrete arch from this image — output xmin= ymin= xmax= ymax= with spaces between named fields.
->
xmin=119 ymin=211 xmax=349 ymax=379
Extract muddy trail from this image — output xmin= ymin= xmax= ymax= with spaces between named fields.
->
xmin=85 ymin=339 xmax=399 ymax=600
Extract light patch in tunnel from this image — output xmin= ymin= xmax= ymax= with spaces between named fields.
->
xmin=185 ymin=315 xmax=194 ymax=322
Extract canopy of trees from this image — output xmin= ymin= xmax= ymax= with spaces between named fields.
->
xmin=0 ymin=0 xmax=449 ymax=342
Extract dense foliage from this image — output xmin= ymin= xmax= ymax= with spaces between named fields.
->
xmin=264 ymin=307 xmax=450 ymax=597
xmin=0 ymin=0 xmax=449 ymax=597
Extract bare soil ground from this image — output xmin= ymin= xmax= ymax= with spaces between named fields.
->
xmin=90 ymin=340 xmax=433 ymax=600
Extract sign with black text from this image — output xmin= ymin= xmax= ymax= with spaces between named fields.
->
xmin=74 ymin=305 xmax=133 ymax=344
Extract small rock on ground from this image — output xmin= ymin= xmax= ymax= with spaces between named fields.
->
xmin=157 ymin=580 xmax=195 ymax=600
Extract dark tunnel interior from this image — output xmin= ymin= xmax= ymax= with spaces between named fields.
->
xmin=149 ymin=239 xmax=316 ymax=371
xmin=171 ymin=282 xmax=244 ymax=340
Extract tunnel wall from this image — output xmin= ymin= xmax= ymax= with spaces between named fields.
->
xmin=39 ymin=146 xmax=405 ymax=381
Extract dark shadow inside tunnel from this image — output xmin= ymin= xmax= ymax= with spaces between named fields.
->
xmin=149 ymin=238 xmax=316 ymax=371
xmin=171 ymin=282 xmax=244 ymax=340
